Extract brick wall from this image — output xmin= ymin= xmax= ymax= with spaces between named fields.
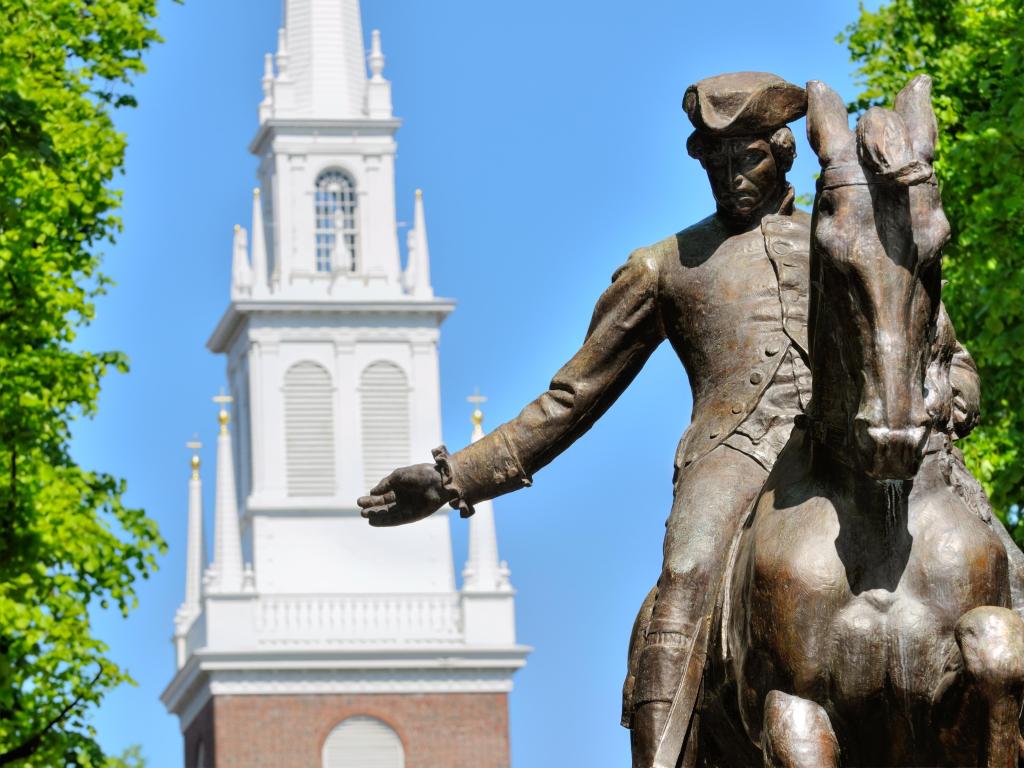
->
xmin=183 ymin=698 xmax=215 ymax=768
xmin=182 ymin=692 xmax=510 ymax=768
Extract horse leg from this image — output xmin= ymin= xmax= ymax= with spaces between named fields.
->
xmin=761 ymin=691 xmax=839 ymax=768
xmin=952 ymin=606 xmax=1024 ymax=767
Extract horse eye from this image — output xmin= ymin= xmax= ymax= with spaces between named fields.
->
xmin=818 ymin=195 xmax=835 ymax=216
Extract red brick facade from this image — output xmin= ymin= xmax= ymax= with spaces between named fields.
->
xmin=183 ymin=692 xmax=510 ymax=768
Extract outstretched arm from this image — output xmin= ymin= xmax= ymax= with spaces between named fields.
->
xmin=359 ymin=249 xmax=666 ymax=525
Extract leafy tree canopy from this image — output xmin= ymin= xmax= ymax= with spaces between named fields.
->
xmin=0 ymin=0 xmax=165 ymax=764
xmin=843 ymin=0 xmax=1024 ymax=540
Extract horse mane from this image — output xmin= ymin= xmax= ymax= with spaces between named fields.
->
xmin=855 ymin=107 xmax=933 ymax=186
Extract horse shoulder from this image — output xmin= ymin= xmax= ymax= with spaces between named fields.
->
xmin=907 ymin=477 xmax=1011 ymax=616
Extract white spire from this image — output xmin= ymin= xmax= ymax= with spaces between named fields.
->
xmin=365 ymin=29 xmax=392 ymax=118
xmin=231 ymin=224 xmax=252 ymax=298
xmin=403 ymin=189 xmax=433 ymax=299
xmin=462 ymin=394 xmax=511 ymax=593
xmin=206 ymin=394 xmax=245 ymax=593
xmin=259 ymin=53 xmax=275 ymax=124
xmin=250 ymin=188 xmax=268 ymax=293
xmin=368 ymin=29 xmax=385 ymax=80
xmin=275 ymin=0 xmax=367 ymax=119
xmin=275 ymin=26 xmax=289 ymax=77
xmin=183 ymin=439 xmax=205 ymax=613
xmin=174 ymin=439 xmax=206 ymax=668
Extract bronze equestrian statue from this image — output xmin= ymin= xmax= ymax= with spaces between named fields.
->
xmin=358 ymin=72 xmax=1024 ymax=766
xmin=690 ymin=75 xmax=1024 ymax=768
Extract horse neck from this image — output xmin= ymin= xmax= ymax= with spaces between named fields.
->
xmin=806 ymin=242 xmax=857 ymax=440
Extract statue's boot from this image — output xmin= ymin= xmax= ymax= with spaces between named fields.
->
xmin=631 ymin=639 xmax=690 ymax=768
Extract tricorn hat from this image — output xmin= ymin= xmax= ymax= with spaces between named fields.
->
xmin=683 ymin=72 xmax=807 ymax=137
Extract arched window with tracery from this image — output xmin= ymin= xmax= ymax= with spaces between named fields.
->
xmin=314 ymin=169 xmax=358 ymax=272
xmin=322 ymin=716 xmax=405 ymax=768
xmin=284 ymin=361 xmax=336 ymax=496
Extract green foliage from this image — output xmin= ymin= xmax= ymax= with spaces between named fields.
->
xmin=842 ymin=0 xmax=1024 ymax=542
xmin=0 ymin=0 xmax=165 ymax=763
xmin=104 ymin=745 xmax=146 ymax=768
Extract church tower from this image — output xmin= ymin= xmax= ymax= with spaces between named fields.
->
xmin=161 ymin=3 xmax=529 ymax=765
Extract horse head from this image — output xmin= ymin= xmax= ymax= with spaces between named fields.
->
xmin=806 ymin=76 xmax=950 ymax=481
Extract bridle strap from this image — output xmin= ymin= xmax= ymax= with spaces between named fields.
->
xmin=819 ymin=163 xmax=938 ymax=190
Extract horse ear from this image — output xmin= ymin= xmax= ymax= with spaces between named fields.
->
xmin=894 ymin=74 xmax=937 ymax=163
xmin=806 ymin=80 xmax=854 ymax=166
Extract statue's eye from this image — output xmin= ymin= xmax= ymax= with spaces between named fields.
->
xmin=818 ymin=194 xmax=835 ymax=216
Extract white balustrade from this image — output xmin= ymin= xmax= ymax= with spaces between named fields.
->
xmin=253 ymin=593 xmax=463 ymax=647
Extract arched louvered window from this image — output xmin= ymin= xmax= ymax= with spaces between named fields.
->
xmin=361 ymin=362 xmax=410 ymax=490
xmin=315 ymin=169 xmax=358 ymax=272
xmin=323 ymin=716 xmax=405 ymax=768
xmin=284 ymin=361 xmax=336 ymax=496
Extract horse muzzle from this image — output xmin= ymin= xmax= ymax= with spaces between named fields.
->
xmin=853 ymin=421 xmax=930 ymax=480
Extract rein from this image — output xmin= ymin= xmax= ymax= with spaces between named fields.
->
xmin=820 ymin=163 xmax=938 ymax=191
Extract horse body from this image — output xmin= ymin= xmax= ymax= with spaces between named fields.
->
xmin=729 ymin=438 xmax=1011 ymax=765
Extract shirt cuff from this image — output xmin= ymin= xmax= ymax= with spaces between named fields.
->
xmin=432 ymin=445 xmax=475 ymax=518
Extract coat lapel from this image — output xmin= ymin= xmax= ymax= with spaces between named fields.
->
xmin=761 ymin=213 xmax=810 ymax=358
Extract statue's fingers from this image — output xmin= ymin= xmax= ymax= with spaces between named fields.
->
xmin=360 ymin=502 xmax=393 ymax=521
xmin=369 ymin=477 xmax=392 ymax=495
xmin=357 ymin=494 xmax=389 ymax=509
xmin=367 ymin=507 xmax=407 ymax=527
xmin=382 ymin=490 xmax=396 ymax=505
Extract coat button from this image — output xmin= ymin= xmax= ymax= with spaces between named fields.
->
xmin=709 ymin=431 xmax=719 ymax=439
xmin=765 ymin=343 xmax=780 ymax=357
xmin=731 ymin=403 xmax=743 ymax=414
xmin=750 ymin=371 xmax=763 ymax=385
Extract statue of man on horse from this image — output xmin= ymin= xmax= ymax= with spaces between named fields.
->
xmin=358 ymin=71 xmax=1024 ymax=767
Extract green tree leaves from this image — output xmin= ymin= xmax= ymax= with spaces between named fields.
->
xmin=843 ymin=0 xmax=1024 ymax=542
xmin=0 ymin=0 xmax=165 ymax=763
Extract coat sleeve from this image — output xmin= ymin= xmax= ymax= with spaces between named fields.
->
xmin=440 ymin=249 xmax=666 ymax=510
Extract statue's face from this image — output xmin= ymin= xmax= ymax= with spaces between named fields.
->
xmin=701 ymin=137 xmax=780 ymax=220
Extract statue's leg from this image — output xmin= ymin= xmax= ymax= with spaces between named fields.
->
xmin=761 ymin=690 xmax=839 ymax=768
xmin=632 ymin=446 xmax=767 ymax=768
xmin=623 ymin=585 xmax=659 ymax=728
xmin=948 ymin=607 xmax=1024 ymax=767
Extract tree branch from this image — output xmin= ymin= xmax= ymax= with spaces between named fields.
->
xmin=0 ymin=666 xmax=104 ymax=765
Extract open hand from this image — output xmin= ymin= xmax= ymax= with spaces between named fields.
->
xmin=357 ymin=463 xmax=449 ymax=527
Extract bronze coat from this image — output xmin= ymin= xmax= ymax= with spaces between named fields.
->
xmin=446 ymin=196 xmax=812 ymax=506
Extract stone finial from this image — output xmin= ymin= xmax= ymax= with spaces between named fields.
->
xmin=369 ymin=29 xmax=385 ymax=81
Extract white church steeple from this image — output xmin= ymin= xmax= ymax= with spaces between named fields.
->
xmin=242 ymin=0 xmax=425 ymax=301
xmin=165 ymin=4 xmax=527 ymax=758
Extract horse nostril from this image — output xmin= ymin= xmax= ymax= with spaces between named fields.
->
xmin=853 ymin=418 xmax=873 ymax=449
xmin=851 ymin=419 xmax=929 ymax=479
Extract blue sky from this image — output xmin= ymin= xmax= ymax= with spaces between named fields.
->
xmin=77 ymin=1 xmax=871 ymax=764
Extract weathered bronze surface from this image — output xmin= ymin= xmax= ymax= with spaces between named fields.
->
xmin=358 ymin=73 xmax=1024 ymax=766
